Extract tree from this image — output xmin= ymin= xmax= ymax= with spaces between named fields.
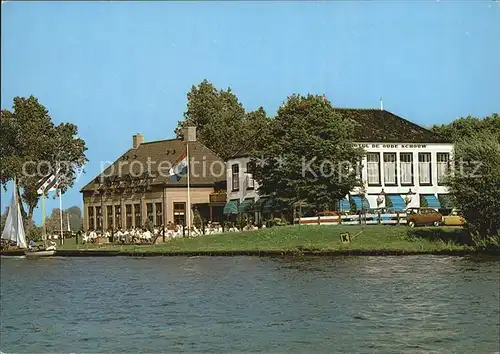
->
xmin=446 ymin=128 xmax=500 ymax=238
xmin=1 ymin=96 xmax=87 ymax=228
xmin=43 ymin=206 xmax=83 ymax=234
xmin=252 ymin=94 xmax=364 ymax=220
xmin=176 ymin=80 xmax=247 ymax=160
xmin=431 ymin=114 xmax=500 ymax=142
xmin=0 ymin=207 xmax=9 ymax=232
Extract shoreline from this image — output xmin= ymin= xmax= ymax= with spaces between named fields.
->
xmin=2 ymin=249 xmax=499 ymax=258
xmin=3 ymin=225 xmax=499 ymax=258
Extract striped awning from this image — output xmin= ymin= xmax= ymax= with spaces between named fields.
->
xmin=340 ymin=199 xmax=351 ymax=211
xmin=423 ymin=194 xmax=441 ymax=209
xmin=239 ymin=199 xmax=254 ymax=213
xmin=386 ymin=195 xmax=406 ymax=211
xmin=438 ymin=194 xmax=454 ymax=209
xmin=350 ymin=195 xmax=370 ymax=210
xmin=223 ymin=200 xmax=239 ymax=215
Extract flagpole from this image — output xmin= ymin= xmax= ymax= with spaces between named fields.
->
xmin=42 ymin=193 xmax=47 ymax=249
xmin=59 ymin=188 xmax=64 ymax=245
xmin=186 ymin=141 xmax=191 ymax=237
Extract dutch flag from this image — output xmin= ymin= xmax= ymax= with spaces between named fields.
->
xmin=168 ymin=151 xmax=188 ymax=182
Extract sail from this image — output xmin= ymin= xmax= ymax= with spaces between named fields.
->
xmin=1 ymin=181 xmax=28 ymax=249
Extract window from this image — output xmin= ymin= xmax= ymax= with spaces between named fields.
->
xmin=155 ymin=202 xmax=163 ymax=226
xmin=400 ymin=153 xmax=414 ymax=185
xmin=418 ymin=153 xmax=432 ymax=185
xmin=437 ymin=153 xmax=450 ymax=185
xmin=134 ymin=204 xmax=141 ymax=228
xmin=126 ymin=204 xmax=132 ymax=229
xmin=367 ymin=153 xmax=380 ymax=185
xmin=114 ymin=205 xmax=122 ymax=229
xmin=246 ymin=162 xmax=255 ymax=189
xmin=106 ymin=205 xmax=113 ymax=230
xmin=88 ymin=206 xmax=95 ymax=230
xmin=383 ymin=153 xmax=397 ymax=185
xmin=147 ymin=203 xmax=154 ymax=224
xmin=95 ymin=206 xmax=102 ymax=229
xmin=173 ymin=202 xmax=186 ymax=226
xmin=231 ymin=164 xmax=240 ymax=191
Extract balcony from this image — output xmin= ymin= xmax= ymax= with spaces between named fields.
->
xmin=210 ymin=192 xmax=227 ymax=204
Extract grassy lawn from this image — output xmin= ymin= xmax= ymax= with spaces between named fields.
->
xmin=58 ymin=225 xmax=475 ymax=253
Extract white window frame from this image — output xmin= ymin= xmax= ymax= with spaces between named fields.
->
xmin=367 ymin=153 xmax=380 ymax=186
xmin=418 ymin=153 xmax=432 ymax=185
xmin=437 ymin=152 xmax=450 ymax=185
xmin=400 ymin=153 xmax=413 ymax=185
xmin=383 ymin=153 xmax=397 ymax=185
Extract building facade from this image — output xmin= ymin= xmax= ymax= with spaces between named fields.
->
xmin=81 ymin=127 xmax=227 ymax=232
xmin=224 ymin=108 xmax=454 ymax=215
xmin=224 ymin=156 xmax=261 ymax=216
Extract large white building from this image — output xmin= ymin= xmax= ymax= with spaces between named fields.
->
xmin=224 ymin=108 xmax=454 ymax=217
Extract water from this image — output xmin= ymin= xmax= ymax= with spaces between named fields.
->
xmin=1 ymin=256 xmax=499 ymax=353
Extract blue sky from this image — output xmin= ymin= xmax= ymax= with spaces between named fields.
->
xmin=1 ymin=1 xmax=499 ymax=225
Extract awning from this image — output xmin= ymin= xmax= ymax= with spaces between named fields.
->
xmin=340 ymin=199 xmax=350 ymax=211
xmin=423 ymin=194 xmax=441 ymax=209
xmin=386 ymin=195 xmax=405 ymax=211
xmin=239 ymin=199 xmax=254 ymax=213
xmin=350 ymin=195 xmax=370 ymax=210
xmin=223 ymin=200 xmax=239 ymax=215
xmin=438 ymin=194 xmax=454 ymax=209
xmin=256 ymin=198 xmax=275 ymax=213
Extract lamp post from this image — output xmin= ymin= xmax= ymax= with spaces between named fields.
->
xmin=359 ymin=185 xmax=367 ymax=224
xmin=405 ymin=188 xmax=415 ymax=208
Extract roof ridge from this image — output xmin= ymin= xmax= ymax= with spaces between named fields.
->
xmin=139 ymin=137 xmax=180 ymax=145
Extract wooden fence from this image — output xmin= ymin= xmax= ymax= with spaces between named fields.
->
xmin=295 ymin=213 xmax=408 ymax=226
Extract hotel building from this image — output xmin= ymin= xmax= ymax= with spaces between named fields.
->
xmin=80 ymin=127 xmax=227 ymax=232
xmin=225 ymin=108 xmax=454 ymax=215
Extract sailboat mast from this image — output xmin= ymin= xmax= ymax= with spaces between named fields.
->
xmin=42 ymin=193 xmax=47 ymax=248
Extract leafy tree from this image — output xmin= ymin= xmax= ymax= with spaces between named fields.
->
xmin=446 ymin=129 xmax=500 ymax=238
xmin=42 ymin=206 xmax=83 ymax=234
xmin=176 ymin=80 xmax=271 ymax=161
xmin=1 ymin=96 xmax=87 ymax=227
xmin=431 ymin=114 xmax=500 ymax=142
xmin=252 ymin=94 xmax=364 ymax=220
xmin=0 ymin=207 xmax=9 ymax=232
xmin=237 ymin=107 xmax=272 ymax=157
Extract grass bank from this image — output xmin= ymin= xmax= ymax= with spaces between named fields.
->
xmin=54 ymin=225 xmax=497 ymax=255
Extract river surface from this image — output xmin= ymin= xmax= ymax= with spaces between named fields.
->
xmin=1 ymin=255 xmax=499 ymax=353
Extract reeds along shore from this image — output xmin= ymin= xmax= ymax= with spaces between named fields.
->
xmin=1 ymin=225 xmax=496 ymax=257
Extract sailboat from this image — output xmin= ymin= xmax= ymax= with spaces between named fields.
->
xmin=1 ymin=178 xmax=28 ymax=253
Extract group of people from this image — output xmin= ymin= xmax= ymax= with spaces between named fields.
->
xmin=81 ymin=220 xmax=262 ymax=245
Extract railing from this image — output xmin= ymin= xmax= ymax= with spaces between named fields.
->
xmin=209 ymin=192 xmax=227 ymax=204
xmin=295 ymin=212 xmax=408 ymax=225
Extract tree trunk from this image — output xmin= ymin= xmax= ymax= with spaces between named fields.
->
xmin=27 ymin=206 xmax=35 ymax=230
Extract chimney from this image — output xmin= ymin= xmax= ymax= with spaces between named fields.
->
xmin=183 ymin=126 xmax=197 ymax=142
xmin=132 ymin=133 xmax=144 ymax=149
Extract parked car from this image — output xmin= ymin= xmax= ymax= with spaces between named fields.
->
xmin=442 ymin=209 xmax=466 ymax=226
xmin=316 ymin=211 xmax=340 ymax=217
xmin=406 ymin=207 xmax=443 ymax=227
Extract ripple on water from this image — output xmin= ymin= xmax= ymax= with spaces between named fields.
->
xmin=0 ymin=255 xmax=499 ymax=353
